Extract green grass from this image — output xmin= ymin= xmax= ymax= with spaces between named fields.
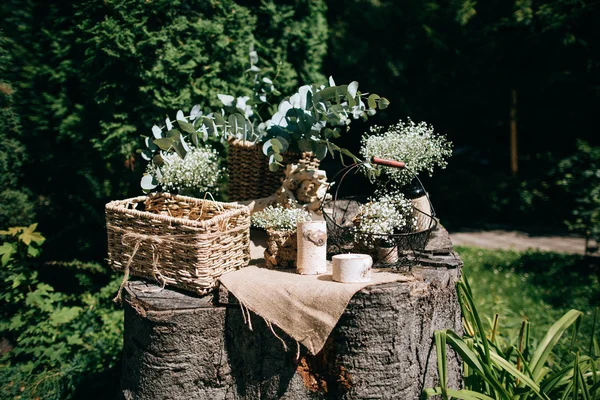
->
xmin=456 ymin=246 xmax=600 ymax=351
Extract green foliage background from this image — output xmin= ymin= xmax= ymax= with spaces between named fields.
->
xmin=0 ymin=2 xmax=329 ymax=398
xmin=0 ymin=34 xmax=35 ymax=229
xmin=0 ymin=0 xmax=328 ymax=261
xmin=323 ymin=0 xmax=599 ymax=232
xmin=0 ymin=226 xmax=123 ymax=400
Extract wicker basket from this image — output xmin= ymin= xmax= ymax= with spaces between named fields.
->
xmin=228 ymin=139 xmax=320 ymax=201
xmin=264 ymin=228 xmax=297 ymax=269
xmin=106 ymin=192 xmax=250 ymax=296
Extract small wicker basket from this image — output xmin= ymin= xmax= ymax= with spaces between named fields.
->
xmin=227 ymin=139 xmax=320 ymax=201
xmin=106 ymin=192 xmax=250 ymax=296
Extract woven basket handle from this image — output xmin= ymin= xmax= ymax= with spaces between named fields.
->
xmin=371 ymin=157 xmax=406 ymax=169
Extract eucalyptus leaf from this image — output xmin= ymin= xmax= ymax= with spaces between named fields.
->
xmin=145 ymin=137 xmax=158 ymax=151
xmin=141 ymin=149 xmax=152 ymax=161
xmin=347 ymin=95 xmax=357 ymax=108
xmin=235 ymin=113 xmax=246 ymax=137
xmin=297 ymin=114 xmax=309 ymax=134
xmin=378 ymin=97 xmax=390 ymax=110
xmin=305 ymin=90 xmax=313 ymax=110
xmin=180 ymin=135 xmax=191 ymax=152
xmin=244 ymin=120 xmax=254 ymax=140
xmin=270 ymin=138 xmax=283 ymax=151
xmin=319 ymin=86 xmax=338 ymax=101
xmin=298 ymin=138 xmax=312 ymax=152
xmin=312 ymin=142 xmax=328 ymax=160
xmin=249 ymin=50 xmax=258 ymax=64
xmin=141 ymin=174 xmax=158 ymax=191
xmin=173 ymin=141 xmax=187 ymax=159
xmin=347 ymin=81 xmax=359 ymax=99
xmin=167 ymin=129 xmax=181 ymax=139
xmin=276 ymin=136 xmax=289 ymax=152
xmin=152 ymin=125 xmax=162 ymax=139
xmin=206 ymin=120 xmax=217 ymax=135
xmin=153 ymin=138 xmax=174 ymax=151
xmin=152 ymin=154 xmax=165 ymax=167
xmin=326 ymin=142 xmax=335 ymax=157
xmin=217 ymin=94 xmax=234 ymax=107
xmin=262 ymin=141 xmax=273 ymax=155
xmin=190 ymin=104 xmax=201 ymax=120
xmin=368 ymin=94 xmax=380 ymax=109
xmin=214 ymin=113 xmax=226 ymax=132
xmin=177 ymin=120 xmax=196 ymax=135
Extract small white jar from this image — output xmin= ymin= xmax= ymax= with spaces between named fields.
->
xmin=296 ymin=220 xmax=327 ymax=275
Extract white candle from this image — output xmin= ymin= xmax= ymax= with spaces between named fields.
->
xmin=296 ymin=220 xmax=327 ymax=275
xmin=331 ymin=254 xmax=373 ymax=283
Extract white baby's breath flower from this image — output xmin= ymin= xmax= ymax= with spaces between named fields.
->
xmin=354 ymin=192 xmax=417 ymax=247
xmin=360 ymin=118 xmax=452 ymax=186
xmin=148 ymin=146 xmax=222 ymax=195
xmin=251 ymin=204 xmax=311 ymax=232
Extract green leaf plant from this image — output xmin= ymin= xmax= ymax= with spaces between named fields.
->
xmin=424 ymin=275 xmax=600 ymax=400
xmin=139 ymin=50 xmax=389 ymax=192
xmin=0 ymin=225 xmax=123 ymax=399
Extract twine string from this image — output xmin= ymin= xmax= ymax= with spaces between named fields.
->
xmin=239 ymin=301 xmax=248 ymax=325
xmin=112 ymin=232 xmax=169 ymax=303
xmin=267 ymin=321 xmax=289 ymax=352
xmin=113 ymin=234 xmax=145 ymax=303
xmin=136 ymin=243 xmax=167 ymax=295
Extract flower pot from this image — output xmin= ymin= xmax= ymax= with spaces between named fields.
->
xmin=376 ymin=245 xmax=399 ymax=265
xmin=264 ymin=228 xmax=297 ymax=269
xmin=227 ymin=139 xmax=320 ymax=201
xmin=402 ymin=178 xmax=433 ymax=231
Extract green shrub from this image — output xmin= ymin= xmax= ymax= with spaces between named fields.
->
xmin=0 ymin=225 xmax=123 ymax=400
xmin=0 ymin=33 xmax=35 ymax=229
xmin=554 ymin=140 xmax=600 ymax=250
xmin=424 ymin=275 xmax=600 ymax=399
xmin=1 ymin=0 xmax=328 ymax=261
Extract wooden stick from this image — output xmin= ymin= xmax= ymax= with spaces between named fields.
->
xmin=371 ymin=157 xmax=406 ymax=169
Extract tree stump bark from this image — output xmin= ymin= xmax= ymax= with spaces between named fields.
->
xmin=120 ymin=226 xmax=463 ymax=399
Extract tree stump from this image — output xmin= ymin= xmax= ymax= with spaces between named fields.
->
xmin=120 ymin=226 xmax=463 ymax=399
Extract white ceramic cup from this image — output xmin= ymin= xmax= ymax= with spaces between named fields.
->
xmin=331 ymin=254 xmax=373 ymax=283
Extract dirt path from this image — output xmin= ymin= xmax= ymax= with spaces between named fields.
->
xmin=448 ymin=230 xmax=596 ymax=255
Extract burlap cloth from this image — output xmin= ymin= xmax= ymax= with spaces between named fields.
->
xmin=218 ymin=265 xmax=413 ymax=355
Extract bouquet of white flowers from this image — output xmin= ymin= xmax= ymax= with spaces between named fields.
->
xmin=360 ymin=118 xmax=452 ymax=186
xmin=143 ymin=145 xmax=223 ymax=197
